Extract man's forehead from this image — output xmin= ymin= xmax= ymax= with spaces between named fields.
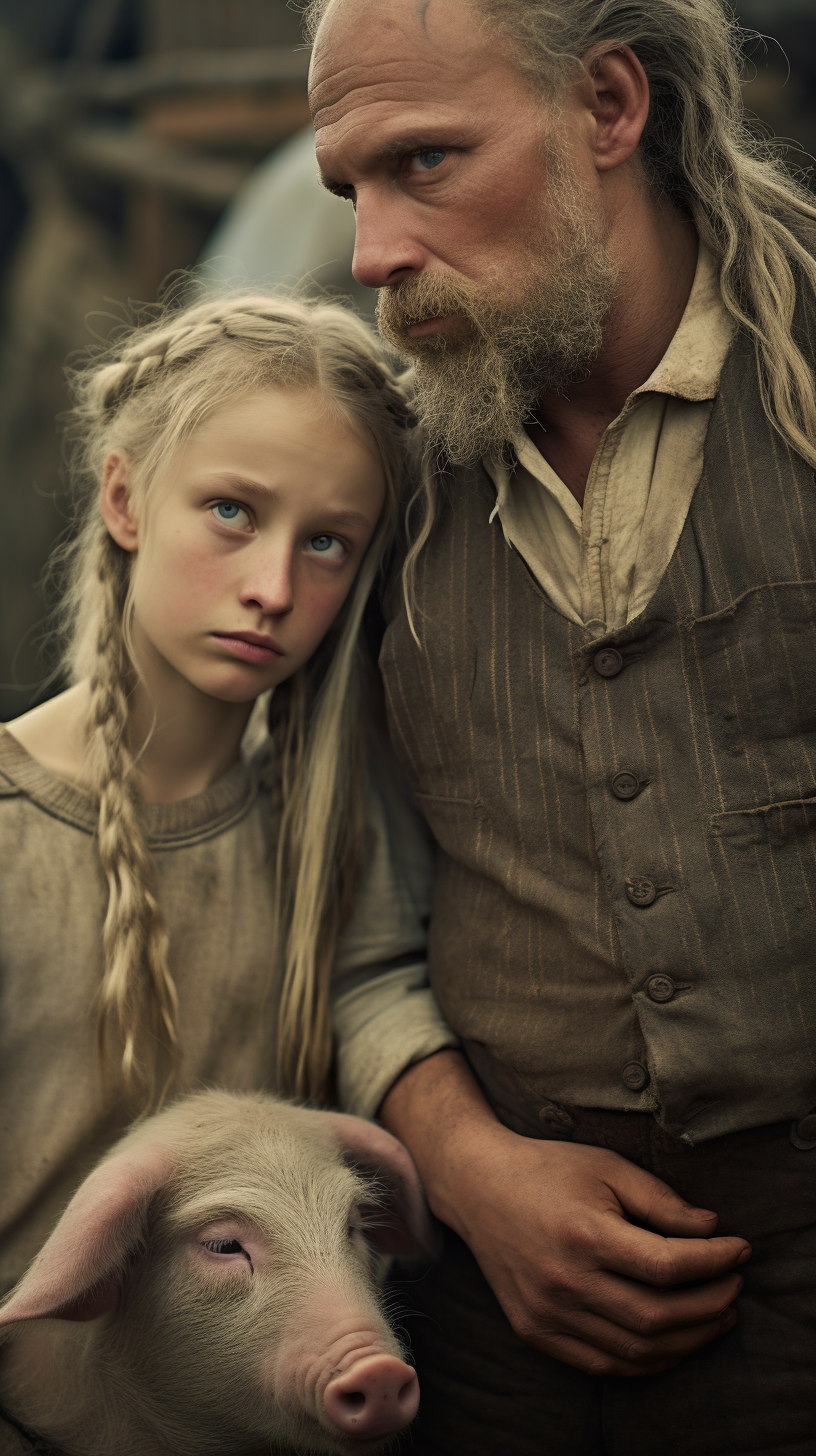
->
xmin=309 ymin=0 xmax=516 ymax=187
xmin=313 ymin=0 xmax=461 ymax=52
xmin=310 ymin=0 xmax=487 ymax=118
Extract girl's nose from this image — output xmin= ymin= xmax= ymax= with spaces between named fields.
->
xmin=238 ymin=551 xmax=294 ymax=617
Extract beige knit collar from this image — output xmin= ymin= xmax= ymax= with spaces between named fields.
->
xmin=0 ymin=724 xmax=260 ymax=847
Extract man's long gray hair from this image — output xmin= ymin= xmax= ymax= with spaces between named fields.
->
xmin=307 ymin=0 xmax=816 ymax=640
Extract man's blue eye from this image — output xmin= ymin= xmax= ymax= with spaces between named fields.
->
xmin=416 ymin=149 xmax=446 ymax=170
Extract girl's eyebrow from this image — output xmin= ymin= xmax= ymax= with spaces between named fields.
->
xmin=204 ymin=472 xmax=273 ymax=499
xmin=204 ymin=474 xmax=375 ymax=530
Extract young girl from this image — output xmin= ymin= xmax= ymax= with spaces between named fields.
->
xmin=0 ymin=292 xmax=444 ymax=1300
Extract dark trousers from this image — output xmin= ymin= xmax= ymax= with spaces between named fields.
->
xmin=391 ymin=1106 xmax=816 ymax=1455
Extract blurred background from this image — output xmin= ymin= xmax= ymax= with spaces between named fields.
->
xmin=0 ymin=0 xmax=813 ymax=717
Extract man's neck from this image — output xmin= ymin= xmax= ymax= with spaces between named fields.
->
xmin=526 ymin=205 xmax=700 ymax=506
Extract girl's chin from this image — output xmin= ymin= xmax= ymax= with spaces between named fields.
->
xmin=173 ymin=667 xmax=270 ymax=706
xmin=200 ymin=682 xmax=275 ymax=706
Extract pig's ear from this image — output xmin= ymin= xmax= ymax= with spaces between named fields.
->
xmin=324 ymin=1113 xmax=439 ymax=1259
xmin=0 ymin=1144 xmax=175 ymax=1326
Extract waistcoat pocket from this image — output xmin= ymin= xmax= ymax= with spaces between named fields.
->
xmin=710 ymin=796 xmax=816 ymax=849
xmin=687 ymin=579 xmax=816 ymax=812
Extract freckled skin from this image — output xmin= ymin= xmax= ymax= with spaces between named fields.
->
xmin=129 ymin=387 xmax=386 ymax=706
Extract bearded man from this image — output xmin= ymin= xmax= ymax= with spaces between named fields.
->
xmin=308 ymin=1 xmax=816 ymax=1452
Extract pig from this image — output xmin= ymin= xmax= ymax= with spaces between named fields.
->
xmin=0 ymin=1090 xmax=437 ymax=1456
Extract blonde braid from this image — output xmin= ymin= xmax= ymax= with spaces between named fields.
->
xmin=85 ymin=521 xmax=178 ymax=1107
xmin=56 ymin=291 xmax=413 ymax=1110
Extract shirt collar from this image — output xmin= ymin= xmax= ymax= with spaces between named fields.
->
xmin=631 ymin=241 xmax=736 ymax=404
xmin=496 ymin=238 xmax=736 ymax=477
xmin=484 ymin=239 xmax=737 ymax=505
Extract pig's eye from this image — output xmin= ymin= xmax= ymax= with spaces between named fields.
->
xmin=204 ymin=1238 xmax=246 ymax=1257
xmin=198 ymin=1232 xmax=255 ymax=1272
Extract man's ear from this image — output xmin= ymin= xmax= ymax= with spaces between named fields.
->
xmin=582 ymin=43 xmax=650 ymax=173
xmin=100 ymin=451 xmax=139 ymax=553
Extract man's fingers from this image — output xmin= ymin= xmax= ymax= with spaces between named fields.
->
xmin=532 ymin=1306 xmax=738 ymax=1378
xmin=596 ymin=1217 xmax=750 ymax=1286
xmin=609 ymin=1156 xmax=727 ymax=1238
xmin=528 ymin=1328 xmax=684 ymax=1379
xmin=578 ymin=1269 xmax=744 ymax=1335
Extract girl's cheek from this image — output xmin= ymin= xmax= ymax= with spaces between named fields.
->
xmin=169 ymin=532 xmax=227 ymax=592
xmin=303 ymin=578 xmax=355 ymax=641
xmin=141 ymin=535 xmax=224 ymax=630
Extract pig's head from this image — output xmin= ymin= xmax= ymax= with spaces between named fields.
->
xmin=0 ymin=1091 xmax=436 ymax=1456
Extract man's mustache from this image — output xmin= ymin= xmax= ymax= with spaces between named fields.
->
xmin=377 ymin=272 xmax=490 ymax=345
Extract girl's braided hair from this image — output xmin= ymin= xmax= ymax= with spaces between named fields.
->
xmin=56 ymin=291 xmax=416 ymax=1108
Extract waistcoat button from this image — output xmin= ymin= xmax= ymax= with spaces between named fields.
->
xmin=626 ymin=877 xmax=657 ymax=906
xmin=646 ymin=974 xmax=676 ymax=1003
xmin=594 ymin=647 xmax=623 ymax=677
xmin=622 ymin=1061 xmax=650 ymax=1091
xmin=611 ymin=771 xmax=640 ymax=800
xmin=795 ymin=1113 xmax=816 ymax=1144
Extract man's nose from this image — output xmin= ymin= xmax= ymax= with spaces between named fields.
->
xmin=238 ymin=547 xmax=295 ymax=617
xmin=351 ymin=191 xmax=427 ymax=289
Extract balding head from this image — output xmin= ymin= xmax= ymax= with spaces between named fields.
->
xmin=307 ymin=0 xmax=560 ymax=295
xmin=306 ymin=0 xmax=461 ymax=45
xmin=309 ymin=0 xmax=522 ymax=159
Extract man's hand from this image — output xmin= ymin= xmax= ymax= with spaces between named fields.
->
xmin=381 ymin=1051 xmax=751 ymax=1378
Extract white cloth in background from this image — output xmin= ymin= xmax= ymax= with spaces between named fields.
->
xmin=201 ymin=124 xmax=373 ymax=318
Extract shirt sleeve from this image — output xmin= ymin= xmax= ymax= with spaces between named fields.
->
xmin=331 ymin=748 xmax=459 ymax=1119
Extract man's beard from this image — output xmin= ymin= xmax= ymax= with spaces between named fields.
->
xmin=376 ymin=162 xmax=618 ymax=465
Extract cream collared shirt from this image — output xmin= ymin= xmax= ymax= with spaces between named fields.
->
xmin=483 ymin=244 xmax=736 ymax=630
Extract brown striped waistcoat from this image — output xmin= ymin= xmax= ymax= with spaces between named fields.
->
xmin=380 ymin=330 xmax=816 ymax=1145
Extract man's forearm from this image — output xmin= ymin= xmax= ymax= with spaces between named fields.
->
xmin=379 ymin=1048 xmax=503 ymax=1235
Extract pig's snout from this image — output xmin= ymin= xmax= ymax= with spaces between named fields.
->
xmin=323 ymin=1354 xmax=419 ymax=1440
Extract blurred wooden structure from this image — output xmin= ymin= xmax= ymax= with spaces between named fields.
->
xmin=0 ymin=0 xmax=311 ymax=713
xmin=3 ymin=0 xmax=309 ymax=296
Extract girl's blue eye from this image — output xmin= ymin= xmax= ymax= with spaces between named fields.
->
xmin=305 ymin=535 xmax=345 ymax=562
xmin=212 ymin=501 xmax=250 ymax=529
xmin=413 ymin=148 xmax=446 ymax=171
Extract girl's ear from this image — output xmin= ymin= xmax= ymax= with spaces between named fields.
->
xmin=100 ymin=451 xmax=139 ymax=552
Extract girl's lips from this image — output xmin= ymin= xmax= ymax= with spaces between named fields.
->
xmin=212 ymin=632 xmax=283 ymax=666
